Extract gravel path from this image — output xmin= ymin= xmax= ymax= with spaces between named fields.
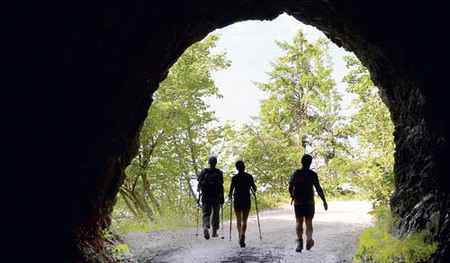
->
xmin=123 ymin=201 xmax=373 ymax=263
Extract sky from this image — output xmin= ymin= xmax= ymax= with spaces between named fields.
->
xmin=206 ymin=13 xmax=355 ymax=128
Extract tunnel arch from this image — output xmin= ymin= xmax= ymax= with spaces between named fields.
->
xmin=6 ymin=1 xmax=449 ymax=262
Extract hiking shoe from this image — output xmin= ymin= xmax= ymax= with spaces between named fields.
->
xmin=204 ymin=229 xmax=210 ymax=240
xmin=212 ymin=228 xmax=218 ymax=237
xmin=239 ymin=235 xmax=246 ymax=248
xmin=296 ymin=238 xmax=303 ymax=252
xmin=306 ymin=239 xmax=314 ymax=250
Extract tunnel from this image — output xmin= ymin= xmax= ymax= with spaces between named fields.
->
xmin=5 ymin=0 xmax=450 ymax=262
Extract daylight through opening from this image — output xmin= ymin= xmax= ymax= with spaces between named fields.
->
xmin=112 ymin=14 xmax=398 ymax=262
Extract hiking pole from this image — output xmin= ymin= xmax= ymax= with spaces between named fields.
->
xmin=229 ymin=196 xmax=232 ymax=241
xmin=252 ymin=189 xmax=262 ymax=240
xmin=221 ymin=204 xmax=224 ymax=239
xmin=195 ymin=193 xmax=202 ymax=237
xmin=196 ymin=199 xmax=199 ymax=237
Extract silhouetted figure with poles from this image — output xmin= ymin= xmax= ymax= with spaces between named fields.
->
xmin=228 ymin=160 xmax=257 ymax=247
xmin=289 ymin=154 xmax=328 ymax=252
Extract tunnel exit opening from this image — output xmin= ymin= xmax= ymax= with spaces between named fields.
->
xmin=111 ymin=14 xmax=396 ymax=262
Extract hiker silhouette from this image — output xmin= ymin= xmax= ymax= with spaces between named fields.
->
xmin=289 ymin=154 xmax=328 ymax=252
xmin=228 ymin=160 xmax=257 ymax=247
xmin=197 ymin=156 xmax=224 ymax=239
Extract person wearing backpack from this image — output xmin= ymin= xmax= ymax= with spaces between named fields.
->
xmin=197 ymin=156 xmax=224 ymax=239
xmin=289 ymin=154 xmax=328 ymax=252
xmin=228 ymin=160 xmax=257 ymax=247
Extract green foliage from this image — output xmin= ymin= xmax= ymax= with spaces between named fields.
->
xmin=342 ymin=55 xmax=395 ymax=208
xmin=113 ymin=244 xmax=131 ymax=258
xmin=112 ymin=28 xmax=397 ymax=237
xmin=111 ymin=216 xmax=152 ymax=235
xmin=324 ymin=190 xmax=369 ymax=202
xmin=227 ymin=29 xmax=349 ymax=196
xmin=355 ymin=206 xmax=437 ymax=263
xmin=100 ymin=229 xmax=133 ymax=261
xmin=113 ymin=34 xmax=230 ymax=231
xmin=255 ymin=192 xmax=290 ymax=209
xmin=101 ymin=228 xmax=111 ymax=239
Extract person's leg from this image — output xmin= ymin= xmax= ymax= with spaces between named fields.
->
xmin=211 ymin=200 xmax=220 ymax=237
xmin=202 ymin=201 xmax=212 ymax=239
xmin=239 ymin=208 xmax=250 ymax=247
xmin=296 ymin=216 xmax=304 ymax=239
xmin=294 ymin=204 xmax=305 ymax=252
xmin=305 ymin=204 xmax=315 ymax=250
xmin=305 ymin=219 xmax=313 ymax=240
xmin=241 ymin=209 xmax=250 ymax=236
xmin=202 ymin=201 xmax=212 ymax=229
xmin=235 ymin=209 xmax=242 ymax=237
xmin=295 ymin=216 xmax=304 ymax=252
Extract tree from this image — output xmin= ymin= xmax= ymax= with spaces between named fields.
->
xmin=232 ymin=29 xmax=348 ymax=194
xmin=343 ymin=55 xmax=395 ymax=207
xmin=115 ymin=34 xmax=230 ymax=224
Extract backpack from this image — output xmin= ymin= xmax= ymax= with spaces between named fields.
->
xmin=201 ymin=168 xmax=222 ymax=198
xmin=292 ymin=169 xmax=314 ymax=203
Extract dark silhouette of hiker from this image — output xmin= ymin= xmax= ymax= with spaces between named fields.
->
xmin=197 ymin=156 xmax=224 ymax=239
xmin=228 ymin=160 xmax=257 ymax=247
xmin=289 ymin=154 xmax=328 ymax=252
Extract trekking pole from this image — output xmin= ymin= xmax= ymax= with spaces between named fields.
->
xmin=252 ymin=189 xmax=262 ymax=240
xmin=195 ymin=193 xmax=202 ymax=237
xmin=196 ymin=199 xmax=199 ymax=237
xmin=221 ymin=204 xmax=224 ymax=239
xmin=229 ymin=196 xmax=232 ymax=242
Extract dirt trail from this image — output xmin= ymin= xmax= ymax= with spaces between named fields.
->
xmin=124 ymin=201 xmax=373 ymax=263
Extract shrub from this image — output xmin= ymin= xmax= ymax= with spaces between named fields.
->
xmin=354 ymin=206 xmax=437 ymax=263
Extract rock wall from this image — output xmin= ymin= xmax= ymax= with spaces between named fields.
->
xmin=5 ymin=0 xmax=449 ymax=262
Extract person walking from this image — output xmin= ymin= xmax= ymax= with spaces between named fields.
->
xmin=289 ymin=154 xmax=328 ymax=252
xmin=197 ymin=156 xmax=224 ymax=239
xmin=228 ymin=160 xmax=257 ymax=247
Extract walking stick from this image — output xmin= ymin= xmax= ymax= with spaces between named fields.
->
xmin=221 ymin=204 xmax=224 ymax=239
xmin=195 ymin=194 xmax=202 ymax=237
xmin=229 ymin=196 xmax=233 ymax=241
xmin=252 ymin=189 xmax=262 ymax=240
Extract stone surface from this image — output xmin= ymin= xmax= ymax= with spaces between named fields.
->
xmin=4 ymin=0 xmax=450 ymax=262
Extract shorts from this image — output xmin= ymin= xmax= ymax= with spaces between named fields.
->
xmin=294 ymin=203 xmax=315 ymax=219
xmin=233 ymin=195 xmax=251 ymax=211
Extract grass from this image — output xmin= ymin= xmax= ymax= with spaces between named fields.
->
xmin=354 ymin=205 xmax=437 ymax=263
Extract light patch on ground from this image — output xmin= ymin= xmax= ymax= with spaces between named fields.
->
xmin=124 ymin=201 xmax=373 ymax=263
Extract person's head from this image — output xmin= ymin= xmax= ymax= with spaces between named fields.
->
xmin=235 ymin=160 xmax=245 ymax=173
xmin=208 ymin=156 xmax=217 ymax=168
xmin=301 ymin=154 xmax=313 ymax=168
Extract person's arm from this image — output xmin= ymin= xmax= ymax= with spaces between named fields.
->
xmin=313 ymin=172 xmax=328 ymax=211
xmin=228 ymin=176 xmax=235 ymax=198
xmin=218 ymin=170 xmax=224 ymax=185
xmin=250 ymin=174 xmax=257 ymax=194
xmin=197 ymin=169 xmax=206 ymax=192
xmin=288 ymin=171 xmax=296 ymax=199
xmin=218 ymin=170 xmax=224 ymax=204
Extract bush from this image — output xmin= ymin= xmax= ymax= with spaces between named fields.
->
xmin=255 ymin=192 xmax=290 ymax=209
xmin=111 ymin=209 xmax=198 ymax=235
xmin=111 ymin=216 xmax=152 ymax=235
xmin=113 ymin=244 xmax=131 ymax=258
xmin=354 ymin=206 xmax=437 ymax=263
